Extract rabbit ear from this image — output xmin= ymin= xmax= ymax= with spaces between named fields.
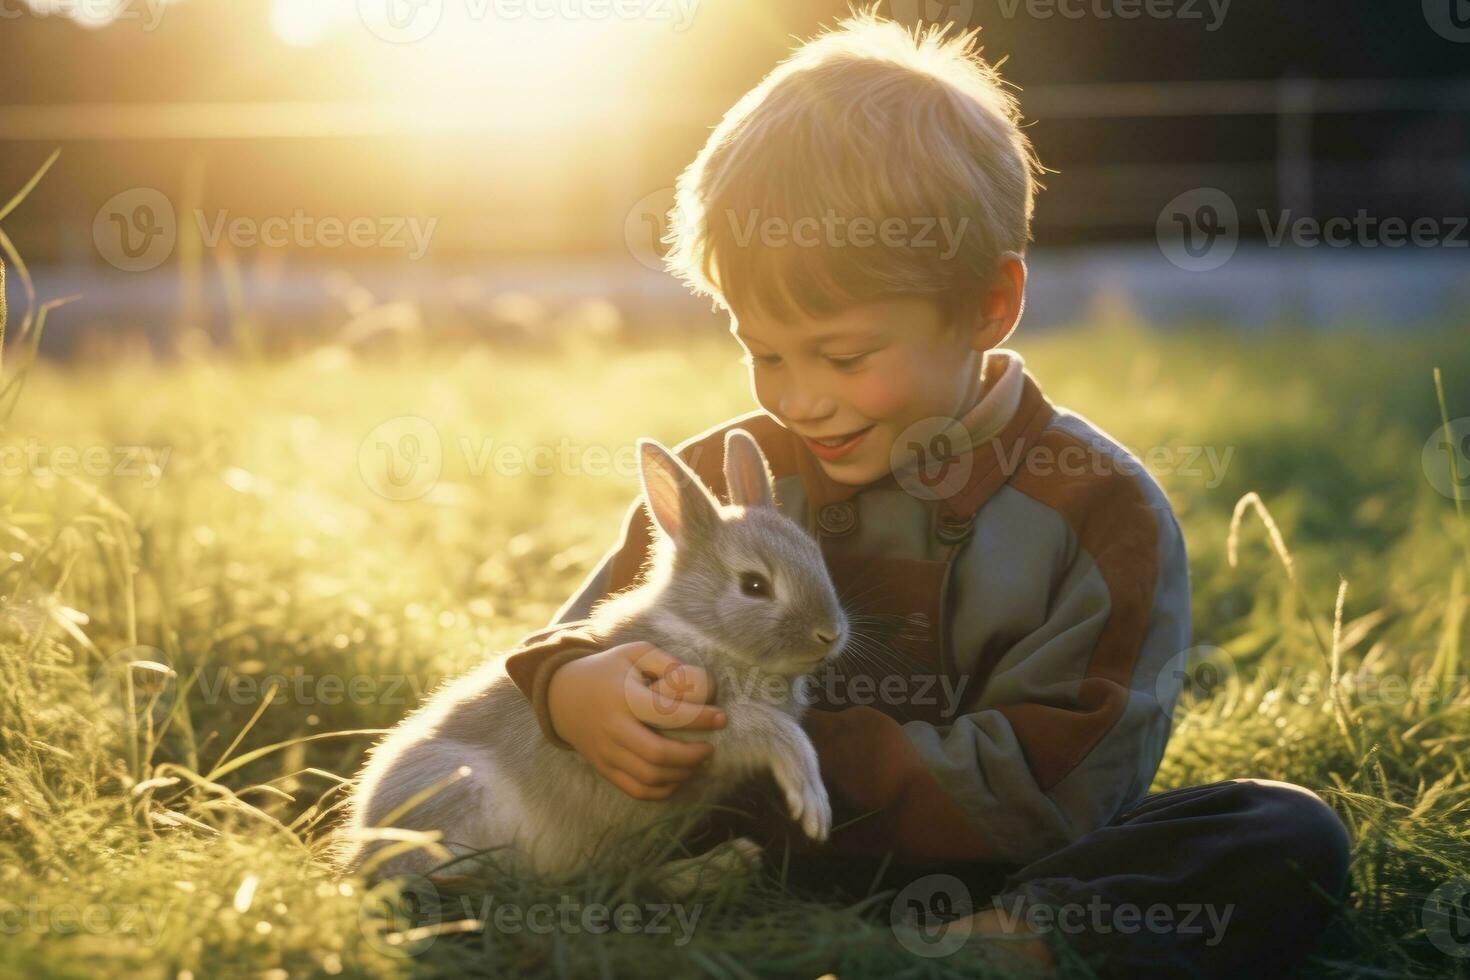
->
xmin=637 ymin=438 xmax=721 ymax=547
xmin=723 ymin=429 xmax=774 ymax=510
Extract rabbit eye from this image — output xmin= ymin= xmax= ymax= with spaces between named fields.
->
xmin=739 ymin=571 xmax=772 ymax=599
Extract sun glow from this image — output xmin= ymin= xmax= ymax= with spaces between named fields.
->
xmin=262 ymin=0 xmax=679 ymax=121
xmin=270 ymin=0 xmax=333 ymax=47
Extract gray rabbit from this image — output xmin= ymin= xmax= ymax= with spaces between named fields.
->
xmin=338 ymin=428 xmax=848 ymax=885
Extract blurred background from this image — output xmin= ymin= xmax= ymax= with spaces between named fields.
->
xmin=0 ymin=0 xmax=1467 ymax=356
xmin=3 ymin=9 xmax=1470 ymax=977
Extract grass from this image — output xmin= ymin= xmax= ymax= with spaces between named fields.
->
xmin=1 ymin=310 xmax=1468 ymax=978
xmin=3 ymin=157 xmax=1470 ymax=980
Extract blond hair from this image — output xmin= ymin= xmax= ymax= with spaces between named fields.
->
xmin=663 ymin=7 xmax=1045 ymax=327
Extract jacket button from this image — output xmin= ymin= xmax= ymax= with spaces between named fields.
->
xmin=936 ymin=512 xmax=976 ymax=545
xmin=817 ymin=501 xmax=857 ymax=537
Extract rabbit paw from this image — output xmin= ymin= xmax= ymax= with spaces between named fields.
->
xmin=772 ymin=757 xmax=831 ymax=842
xmin=657 ymin=837 xmax=764 ymax=897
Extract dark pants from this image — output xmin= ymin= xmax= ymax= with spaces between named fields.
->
xmin=697 ymin=777 xmax=1353 ymax=979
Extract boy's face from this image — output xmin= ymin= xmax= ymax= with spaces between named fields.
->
xmin=732 ymin=296 xmax=990 ymax=487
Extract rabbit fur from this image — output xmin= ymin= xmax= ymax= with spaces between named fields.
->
xmin=338 ymin=428 xmax=849 ymax=885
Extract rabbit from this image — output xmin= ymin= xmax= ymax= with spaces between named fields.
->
xmin=337 ymin=427 xmax=849 ymax=886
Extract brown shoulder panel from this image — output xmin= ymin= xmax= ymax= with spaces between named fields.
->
xmin=998 ymin=421 xmax=1163 ymax=791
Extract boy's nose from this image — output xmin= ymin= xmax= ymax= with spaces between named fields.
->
xmin=778 ymin=389 xmax=836 ymax=423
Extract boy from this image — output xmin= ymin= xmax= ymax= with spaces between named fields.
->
xmin=502 ymin=11 xmax=1350 ymax=977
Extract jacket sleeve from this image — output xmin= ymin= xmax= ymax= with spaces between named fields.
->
xmin=806 ymin=504 xmax=1192 ymax=866
xmin=501 ymin=497 xmax=660 ymax=747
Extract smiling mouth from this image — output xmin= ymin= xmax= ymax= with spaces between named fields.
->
xmin=805 ymin=425 xmax=873 ymax=446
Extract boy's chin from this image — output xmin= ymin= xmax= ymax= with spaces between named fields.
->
xmin=815 ymin=454 xmax=890 ymax=487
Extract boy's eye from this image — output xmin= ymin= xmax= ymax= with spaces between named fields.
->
xmin=739 ymin=571 xmax=773 ymax=598
xmin=826 ymin=353 xmax=870 ymax=369
xmin=746 ymin=353 xmax=782 ymax=367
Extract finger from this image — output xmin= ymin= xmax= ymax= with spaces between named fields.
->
xmin=609 ymin=747 xmax=699 ymax=787
xmin=646 ymin=700 xmax=728 ymax=733
xmin=616 ymin=641 xmax=683 ymax=682
xmin=604 ymin=764 xmax=677 ymax=801
xmin=612 ymin=717 xmax=715 ymax=768
xmin=619 ymin=643 xmax=719 ymax=703
xmin=648 ymin=666 xmax=714 ymax=706
xmin=594 ymin=760 xmax=644 ymax=798
xmin=626 ymin=666 xmax=717 ymax=718
xmin=626 ymin=679 xmax=726 ymax=732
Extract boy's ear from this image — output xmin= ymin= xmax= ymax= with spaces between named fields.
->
xmin=637 ymin=439 xmax=721 ymax=547
xmin=973 ymin=251 xmax=1027 ymax=350
xmin=723 ymin=428 xmax=775 ymax=510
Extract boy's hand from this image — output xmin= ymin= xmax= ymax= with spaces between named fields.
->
xmin=546 ymin=640 xmax=727 ymax=801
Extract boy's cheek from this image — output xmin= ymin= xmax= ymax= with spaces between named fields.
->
xmin=846 ymin=373 xmax=913 ymax=424
xmin=750 ymin=376 xmax=784 ymax=422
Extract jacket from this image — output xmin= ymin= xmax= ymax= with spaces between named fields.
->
xmin=500 ymin=347 xmax=1192 ymax=866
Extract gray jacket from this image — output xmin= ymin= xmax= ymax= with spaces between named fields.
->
xmin=504 ymin=348 xmax=1192 ymax=865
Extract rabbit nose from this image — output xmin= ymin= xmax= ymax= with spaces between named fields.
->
xmin=814 ymin=628 xmax=837 ymax=646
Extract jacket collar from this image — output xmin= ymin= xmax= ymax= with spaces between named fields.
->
xmin=789 ymin=348 xmax=1057 ymax=520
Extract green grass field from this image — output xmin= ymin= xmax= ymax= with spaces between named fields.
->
xmin=2 ymin=309 xmax=1469 ymax=978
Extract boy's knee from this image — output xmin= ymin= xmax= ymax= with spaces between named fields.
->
xmin=1231 ymin=778 xmax=1352 ymax=899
